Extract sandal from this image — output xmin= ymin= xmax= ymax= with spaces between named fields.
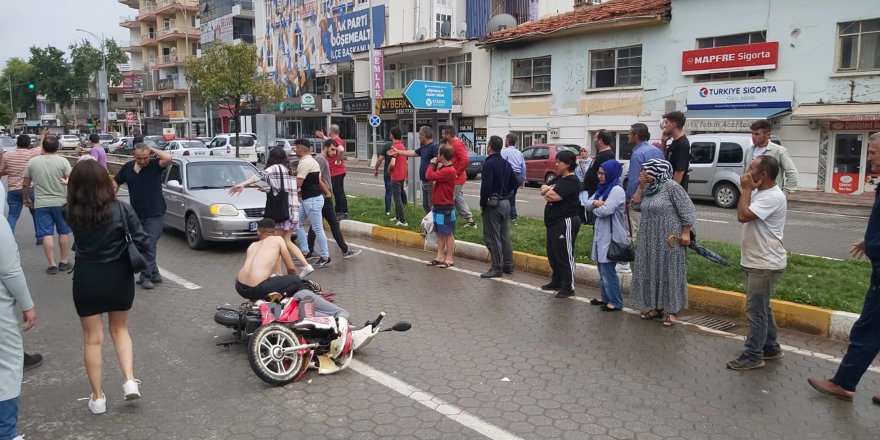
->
xmin=662 ymin=314 xmax=677 ymax=327
xmin=445 ymin=261 xmax=454 ymax=268
xmin=426 ymin=259 xmax=443 ymax=266
xmin=640 ymin=309 xmax=664 ymax=320
xmin=438 ymin=262 xmax=451 ymax=268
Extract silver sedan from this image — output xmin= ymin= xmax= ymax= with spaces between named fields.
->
xmin=162 ymin=156 xmax=268 ymax=250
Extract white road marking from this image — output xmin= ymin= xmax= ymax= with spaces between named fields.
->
xmin=359 ymin=182 xmax=386 ymax=188
xmin=788 ymin=209 xmax=869 ymax=219
xmin=793 ymin=253 xmax=844 ymax=261
xmin=157 ymin=267 xmax=201 ymax=290
xmin=351 ymin=360 xmax=524 ymax=440
xmin=357 ymin=245 xmax=879 ymax=374
xmin=697 ymin=218 xmax=729 ymax=224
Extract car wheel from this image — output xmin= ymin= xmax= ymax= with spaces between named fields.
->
xmin=467 ymin=173 xmax=477 ymax=180
xmin=713 ymin=182 xmax=740 ymax=209
xmin=185 ymin=214 xmax=208 ymax=250
xmin=544 ymin=172 xmax=557 ymax=184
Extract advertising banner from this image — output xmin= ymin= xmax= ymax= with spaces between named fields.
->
xmin=372 ymin=50 xmax=384 ymax=99
xmin=686 ymin=81 xmax=793 ymax=110
xmin=682 ymin=42 xmax=779 ymax=75
xmin=201 ymin=14 xmax=234 ymax=44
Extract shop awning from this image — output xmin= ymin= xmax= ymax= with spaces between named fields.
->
xmin=685 ymin=107 xmax=791 ymax=120
xmin=791 ymin=103 xmax=880 ymax=121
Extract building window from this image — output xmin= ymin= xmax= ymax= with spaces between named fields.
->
xmin=695 ymin=31 xmax=766 ymax=81
xmin=435 ymin=13 xmax=452 ymax=37
xmin=384 ymin=64 xmax=396 ymax=89
xmin=439 ymin=54 xmax=471 ymax=86
xmin=511 ymin=56 xmax=551 ymax=94
xmin=838 ymin=19 xmax=880 ymax=72
xmin=399 ymin=61 xmax=432 ymax=88
xmin=590 ymin=45 xmax=642 ymax=88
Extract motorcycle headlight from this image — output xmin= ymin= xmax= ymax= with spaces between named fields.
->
xmin=209 ymin=204 xmax=239 ymax=216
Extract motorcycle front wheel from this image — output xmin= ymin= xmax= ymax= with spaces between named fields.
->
xmin=248 ymin=323 xmax=307 ymax=386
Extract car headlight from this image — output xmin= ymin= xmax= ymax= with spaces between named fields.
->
xmin=209 ymin=204 xmax=239 ymax=216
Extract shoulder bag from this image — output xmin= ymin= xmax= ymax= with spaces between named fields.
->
xmin=264 ymin=165 xmax=291 ymax=222
xmin=607 ymin=197 xmax=635 ymax=262
xmin=118 ymin=203 xmax=148 ymax=273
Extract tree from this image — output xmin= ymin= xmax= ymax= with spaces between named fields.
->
xmin=0 ymin=58 xmax=37 ymax=114
xmin=0 ymin=103 xmax=12 ymax=126
xmin=69 ymin=39 xmax=128 ymax=94
xmin=185 ymin=43 xmax=284 ymax=157
xmin=28 ymin=45 xmax=74 ymax=119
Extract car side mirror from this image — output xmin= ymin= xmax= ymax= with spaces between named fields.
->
xmin=166 ymin=180 xmax=182 ymax=189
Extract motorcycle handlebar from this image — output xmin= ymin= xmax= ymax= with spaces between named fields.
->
xmin=363 ymin=311 xmax=385 ymax=328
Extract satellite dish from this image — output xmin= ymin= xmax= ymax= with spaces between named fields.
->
xmin=459 ymin=22 xmax=468 ymax=38
xmin=416 ymin=27 xmax=427 ymax=41
xmin=487 ymin=13 xmax=517 ymax=33
xmin=439 ymin=20 xmax=452 ymax=37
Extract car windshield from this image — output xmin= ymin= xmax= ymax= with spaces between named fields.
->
xmin=181 ymin=141 xmax=206 ymax=149
xmin=99 ymin=134 xmax=114 ymax=140
xmin=0 ymin=137 xmax=15 ymax=150
xmin=186 ymin=161 xmax=257 ymax=190
xmin=559 ymin=146 xmax=580 ymax=154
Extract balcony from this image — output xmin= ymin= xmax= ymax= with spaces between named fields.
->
xmin=120 ymin=40 xmax=140 ymax=52
xmin=117 ymin=0 xmax=138 ymax=7
xmin=120 ymin=15 xmax=139 ymax=28
xmin=155 ymin=0 xmax=199 ymax=16
xmin=144 ymin=56 xmax=158 ymax=69
xmin=144 ymin=78 xmax=188 ymax=97
xmin=140 ymin=32 xmax=159 ymax=47
xmin=138 ymin=3 xmax=157 ymax=21
xmin=155 ymin=54 xmax=185 ymax=67
xmin=109 ymin=100 xmax=139 ymax=110
xmin=157 ymin=22 xmax=201 ymax=42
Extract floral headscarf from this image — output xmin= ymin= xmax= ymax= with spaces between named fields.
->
xmin=642 ymin=159 xmax=673 ymax=197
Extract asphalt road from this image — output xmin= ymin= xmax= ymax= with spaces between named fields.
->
xmin=12 ymin=213 xmax=880 ymax=439
xmin=341 ymin=169 xmax=869 ymax=260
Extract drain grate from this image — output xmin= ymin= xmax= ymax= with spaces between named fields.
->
xmin=679 ymin=314 xmax=739 ymax=332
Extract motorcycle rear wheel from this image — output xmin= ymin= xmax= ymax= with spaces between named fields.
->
xmin=248 ymin=323 xmax=307 ymax=386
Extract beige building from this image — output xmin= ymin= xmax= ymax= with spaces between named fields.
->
xmin=119 ymin=0 xmax=203 ymax=136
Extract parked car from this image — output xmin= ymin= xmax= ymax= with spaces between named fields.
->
xmin=98 ymin=133 xmax=115 ymax=151
xmin=685 ymin=133 xmax=753 ymax=208
xmin=521 ymin=143 xmax=581 ymax=184
xmin=466 ymin=151 xmax=487 ymax=180
xmin=0 ymin=135 xmax=16 ymax=153
xmin=207 ymin=134 xmax=258 ymax=165
xmin=28 ymin=134 xmax=39 ymax=147
xmin=161 ymin=156 xmax=267 ymax=249
xmin=197 ymin=137 xmax=212 ymax=144
xmin=59 ymin=134 xmax=81 ymax=150
xmin=273 ymin=139 xmax=296 ymax=158
xmin=163 ymin=139 xmax=210 ymax=158
xmin=113 ymin=137 xmax=162 ymax=155
xmin=109 ymin=136 xmax=132 ymax=152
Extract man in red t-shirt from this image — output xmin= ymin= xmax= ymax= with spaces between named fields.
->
xmin=440 ymin=125 xmax=476 ymax=228
xmin=388 ymin=127 xmax=408 ymax=226
xmin=316 ymin=125 xmax=349 ymax=219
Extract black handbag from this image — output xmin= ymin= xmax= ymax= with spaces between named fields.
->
xmin=118 ymin=203 xmax=147 ymax=273
xmin=264 ymin=165 xmax=291 ymax=222
xmin=607 ymin=200 xmax=635 ymax=262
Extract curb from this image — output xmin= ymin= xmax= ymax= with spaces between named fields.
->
xmin=340 ymin=219 xmax=852 ymax=341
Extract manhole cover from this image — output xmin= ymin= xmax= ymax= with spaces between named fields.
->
xmin=679 ymin=314 xmax=739 ymax=332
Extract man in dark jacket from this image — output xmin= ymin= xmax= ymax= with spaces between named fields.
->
xmin=583 ymin=129 xmax=615 ymax=197
xmin=479 ymin=136 xmax=519 ymax=279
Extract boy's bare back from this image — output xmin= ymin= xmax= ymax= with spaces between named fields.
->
xmin=237 ymin=236 xmax=287 ymax=286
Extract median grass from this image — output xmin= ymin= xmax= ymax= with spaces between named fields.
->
xmin=346 ymin=195 xmax=871 ymax=313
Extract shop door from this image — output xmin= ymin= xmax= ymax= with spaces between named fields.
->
xmin=830 ymin=133 xmax=864 ymax=194
xmin=287 ymin=120 xmax=302 ymax=139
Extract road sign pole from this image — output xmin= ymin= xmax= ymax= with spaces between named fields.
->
xmin=368 ymin=0 xmax=376 ymax=162
xmin=411 ymin=109 xmax=418 ymax=209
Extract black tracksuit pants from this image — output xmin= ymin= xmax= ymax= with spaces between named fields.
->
xmin=545 ymin=216 xmax=581 ymax=293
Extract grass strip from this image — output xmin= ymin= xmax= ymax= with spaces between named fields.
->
xmin=346 ymin=195 xmax=870 ymax=313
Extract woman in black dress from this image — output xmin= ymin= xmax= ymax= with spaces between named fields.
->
xmin=64 ymin=160 xmax=148 ymax=414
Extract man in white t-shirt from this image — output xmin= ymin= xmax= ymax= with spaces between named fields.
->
xmin=727 ymin=155 xmax=787 ymax=371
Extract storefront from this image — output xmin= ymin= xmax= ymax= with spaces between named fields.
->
xmin=266 ymin=94 xmax=355 ymax=145
xmin=792 ymin=103 xmax=880 ymax=195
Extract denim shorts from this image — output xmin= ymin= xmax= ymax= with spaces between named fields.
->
xmin=34 ymin=206 xmax=72 ymax=238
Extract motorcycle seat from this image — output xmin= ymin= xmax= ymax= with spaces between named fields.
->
xmin=291 ymin=316 xmax=338 ymax=336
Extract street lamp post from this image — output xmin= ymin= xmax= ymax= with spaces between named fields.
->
xmin=76 ymin=28 xmax=108 ymax=133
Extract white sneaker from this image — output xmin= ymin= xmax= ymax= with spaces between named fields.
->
xmin=88 ymin=393 xmax=107 ymax=414
xmin=12 ymin=435 xmax=24 ymax=440
xmin=299 ymin=265 xmax=315 ymax=278
xmin=395 ymin=221 xmax=409 ymax=227
xmin=123 ymin=379 xmax=141 ymax=401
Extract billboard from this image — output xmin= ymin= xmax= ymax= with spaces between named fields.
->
xmin=201 ymin=13 xmax=234 ymax=44
xmin=686 ymin=81 xmax=793 ymax=110
xmin=261 ymin=1 xmax=385 ymax=98
xmin=122 ymin=73 xmax=143 ymax=94
xmin=682 ymin=42 xmax=779 ymax=76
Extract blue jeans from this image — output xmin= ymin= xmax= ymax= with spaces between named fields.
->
xmin=139 ymin=216 xmax=164 ymax=282
xmin=0 ymin=397 xmax=20 ymax=440
xmin=7 ymin=189 xmax=36 ymax=239
xmin=833 ymin=265 xmax=880 ymax=391
xmin=297 ymin=196 xmax=329 ymax=259
xmin=598 ymin=262 xmax=623 ymax=309
xmin=742 ymin=268 xmax=783 ymax=361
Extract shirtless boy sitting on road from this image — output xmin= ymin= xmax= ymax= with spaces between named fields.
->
xmin=235 ymin=218 xmax=306 ymax=302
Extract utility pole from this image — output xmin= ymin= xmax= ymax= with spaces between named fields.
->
xmin=368 ymin=0 xmax=376 ymax=161
xmin=6 ymin=74 xmax=13 ymax=112
xmin=76 ymin=29 xmax=108 ymax=133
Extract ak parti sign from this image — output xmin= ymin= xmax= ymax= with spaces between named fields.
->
xmin=682 ymin=42 xmax=779 ymax=75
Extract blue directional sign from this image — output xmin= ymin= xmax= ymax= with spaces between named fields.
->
xmin=403 ymin=80 xmax=453 ymax=111
xmin=369 ymin=114 xmax=382 ymax=127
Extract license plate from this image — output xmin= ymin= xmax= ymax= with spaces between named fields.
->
xmin=248 ymin=222 xmax=257 ymax=232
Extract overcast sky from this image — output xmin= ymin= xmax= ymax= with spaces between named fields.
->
xmin=0 ymin=1 xmax=133 ymax=67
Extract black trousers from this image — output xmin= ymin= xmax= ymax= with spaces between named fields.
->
xmin=235 ymin=274 xmax=302 ymax=302
xmin=833 ymin=265 xmax=880 ymax=391
xmin=331 ymin=173 xmax=349 ymax=214
xmin=308 ymin=197 xmax=350 ymax=254
xmin=545 ymin=216 xmax=581 ymax=293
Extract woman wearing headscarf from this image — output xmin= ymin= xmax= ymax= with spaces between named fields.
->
xmin=540 ymin=150 xmax=583 ymax=298
xmin=588 ymin=160 xmax=627 ymax=311
xmin=630 ymin=159 xmax=696 ymax=326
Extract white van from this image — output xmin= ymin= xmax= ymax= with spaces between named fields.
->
xmin=207 ymin=134 xmax=258 ymax=165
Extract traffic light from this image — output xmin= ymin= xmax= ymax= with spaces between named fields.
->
xmin=27 ymin=83 xmax=34 ymax=90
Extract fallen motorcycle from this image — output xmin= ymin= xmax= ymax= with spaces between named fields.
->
xmin=214 ymin=284 xmax=410 ymax=386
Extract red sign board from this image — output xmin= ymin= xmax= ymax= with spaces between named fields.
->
xmin=829 ymin=120 xmax=880 ymax=131
xmin=682 ymin=42 xmax=779 ymax=75
xmin=832 ymin=173 xmax=859 ymax=194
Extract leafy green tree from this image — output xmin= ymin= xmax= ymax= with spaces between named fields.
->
xmin=0 ymin=103 xmax=12 ymax=126
xmin=28 ymin=45 xmax=74 ymax=121
xmin=0 ymin=58 xmax=37 ymax=114
xmin=69 ymin=38 xmax=129 ymax=95
xmin=184 ymin=42 xmax=284 ymax=157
